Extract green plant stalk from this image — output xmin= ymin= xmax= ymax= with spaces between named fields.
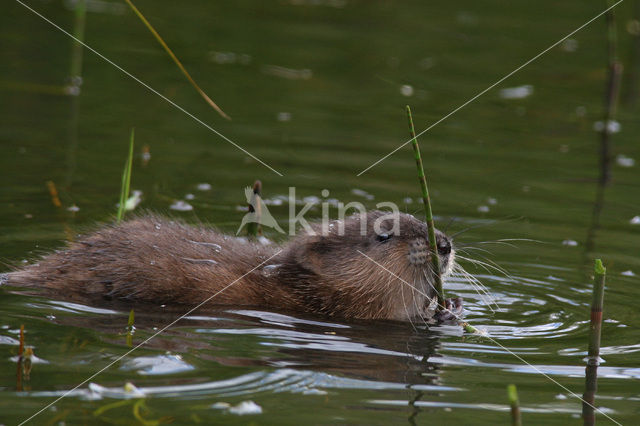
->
xmin=16 ymin=325 xmax=25 ymax=391
xmin=127 ymin=309 xmax=135 ymax=328
xmin=247 ymin=180 xmax=262 ymax=238
xmin=605 ymin=0 xmax=618 ymax=67
xmin=123 ymin=0 xmax=230 ymax=120
xmin=126 ymin=309 xmax=135 ymax=347
xmin=507 ymin=384 xmax=522 ymax=426
xmin=117 ymin=129 xmax=135 ymax=223
xmin=69 ymin=0 xmax=86 ymax=80
xmin=582 ymin=259 xmax=606 ymax=425
xmin=406 ymin=106 xmax=444 ymax=311
xmin=18 ymin=325 xmax=25 ymax=358
xmin=588 ymin=259 xmax=606 ymax=359
xmin=599 ymin=0 xmax=623 ymax=186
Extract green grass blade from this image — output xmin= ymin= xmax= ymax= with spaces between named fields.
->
xmin=117 ymin=129 xmax=135 ymax=223
xmin=126 ymin=309 xmax=135 ymax=347
xmin=123 ymin=0 xmax=230 ymax=120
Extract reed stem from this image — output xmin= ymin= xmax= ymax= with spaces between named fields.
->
xmin=406 ymin=106 xmax=444 ymax=310
xmin=247 ymin=180 xmax=262 ymax=238
xmin=582 ymin=259 xmax=606 ymax=425
xmin=126 ymin=309 xmax=135 ymax=347
xmin=507 ymin=384 xmax=522 ymax=426
xmin=117 ymin=129 xmax=135 ymax=223
xmin=588 ymin=259 xmax=606 ymax=358
xmin=599 ymin=1 xmax=623 ymax=186
xmin=123 ymin=0 xmax=230 ymax=120
xmin=69 ymin=0 xmax=86 ymax=84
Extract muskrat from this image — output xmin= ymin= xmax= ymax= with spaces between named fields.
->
xmin=2 ymin=211 xmax=460 ymax=321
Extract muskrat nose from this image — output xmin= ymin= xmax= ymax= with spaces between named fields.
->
xmin=437 ymin=239 xmax=451 ymax=256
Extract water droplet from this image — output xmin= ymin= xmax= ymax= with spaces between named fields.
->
xmin=616 ymin=154 xmax=635 ymax=167
xmin=400 ymin=84 xmax=414 ymax=97
xmin=277 ymin=112 xmax=291 ymax=122
xmin=561 ymin=38 xmax=578 ymax=52
xmin=182 ymin=257 xmax=218 ymax=265
xmin=351 ymin=188 xmax=374 ymax=200
xmin=593 ymin=120 xmax=620 ymax=134
xmin=499 ymin=84 xmax=533 ymax=99
xmin=228 ymin=401 xmax=262 ymax=415
xmin=262 ymin=264 xmax=281 ymax=277
xmin=170 ymin=200 xmax=193 ymax=211
xmin=419 ymin=57 xmax=435 ymax=70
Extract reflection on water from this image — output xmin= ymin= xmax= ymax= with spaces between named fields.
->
xmin=1 ymin=0 xmax=640 ymax=424
xmin=2 ymin=260 xmax=639 ymax=424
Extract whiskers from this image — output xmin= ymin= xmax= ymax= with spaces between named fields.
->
xmin=450 ymin=244 xmax=510 ymax=314
xmin=448 ymin=232 xmax=545 ymax=315
xmin=450 ymin=260 xmax=501 ymax=313
xmin=394 ymin=264 xmax=436 ymax=330
xmin=456 ymin=238 xmax=545 ymax=250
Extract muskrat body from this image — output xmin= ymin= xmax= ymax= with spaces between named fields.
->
xmin=4 ymin=211 xmax=456 ymax=321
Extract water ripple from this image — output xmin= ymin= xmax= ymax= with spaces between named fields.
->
xmin=31 ymin=368 xmax=462 ymax=401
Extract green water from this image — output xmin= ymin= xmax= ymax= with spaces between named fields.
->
xmin=2 ymin=0 xmax=640 ymax=424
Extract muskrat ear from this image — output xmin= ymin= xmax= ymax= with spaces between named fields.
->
xmin=293 ymin=236 xmax=329 ymax=276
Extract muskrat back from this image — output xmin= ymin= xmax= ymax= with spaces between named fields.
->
xmin=4 ymin=211 xmax=456 ymax=321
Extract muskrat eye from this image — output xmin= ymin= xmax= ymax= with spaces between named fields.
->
xmin=376 ymin=233 xmax=393 ymax=243
xmin=438 ymin=239 xmax=452 ymax=255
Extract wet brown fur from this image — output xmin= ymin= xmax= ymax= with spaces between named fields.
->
xmin=4 ymin=211 xmax=454 ymax=320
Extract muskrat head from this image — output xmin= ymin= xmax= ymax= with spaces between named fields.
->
xmin=280 ymin=210 xmax=455 ymax=321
